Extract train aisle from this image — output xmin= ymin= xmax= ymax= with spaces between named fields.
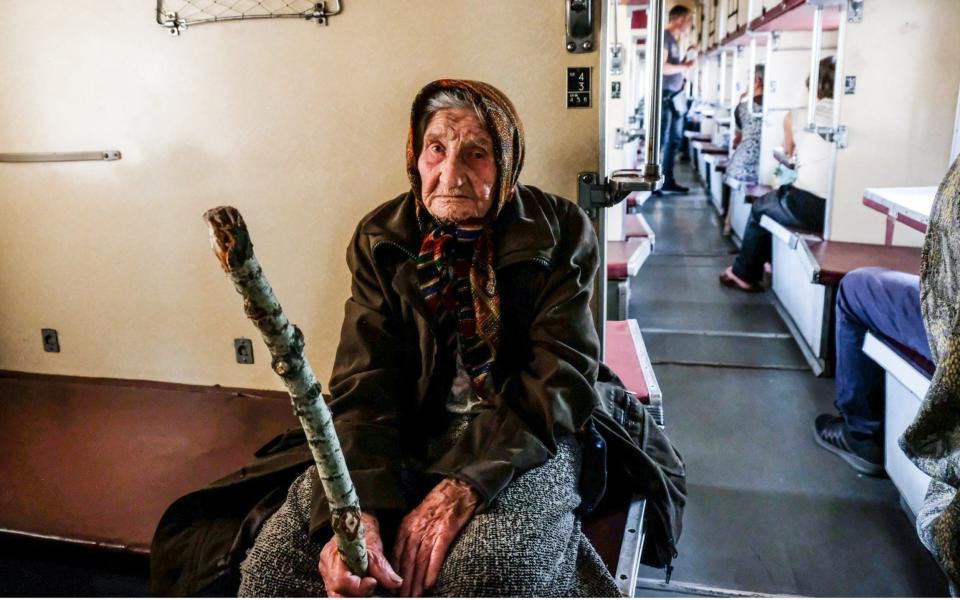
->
xmin=632 ymin=163 xmax=947 ymax=597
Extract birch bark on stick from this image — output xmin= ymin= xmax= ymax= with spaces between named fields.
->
xmin=203 ymin=205 xmax=368 ymax=576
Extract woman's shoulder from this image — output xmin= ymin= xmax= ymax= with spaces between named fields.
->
xmin=515 ymin=183 xmax=589 ymax=227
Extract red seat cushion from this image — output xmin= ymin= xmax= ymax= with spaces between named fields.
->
xmin=624 ymin=214 xmax=651 ymax=239
xmin=604 ymin=321 xmax=651 ymax=404
xmin=607 ymin=239 xmax=644 ymax=280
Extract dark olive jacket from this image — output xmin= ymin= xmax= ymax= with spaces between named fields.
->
xmin=150 ymin=185 xmax=685 ymax=596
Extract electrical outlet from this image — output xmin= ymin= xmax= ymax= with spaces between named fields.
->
xmin=234 ymin=338 xmax=254 ymax=364
xmin=42 ymin=329 xmax=60 ymax=353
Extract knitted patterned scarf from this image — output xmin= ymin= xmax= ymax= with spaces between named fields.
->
xmin=416 ymin=214 xmax=500 ymax=395
xmin=407 ymin=80 xmax=525 ymax=398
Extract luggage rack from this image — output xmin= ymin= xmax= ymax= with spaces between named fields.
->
xmin=156 ymin=0 xmax=342 ymax=35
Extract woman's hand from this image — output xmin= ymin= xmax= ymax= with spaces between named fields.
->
xmin=319 ymin=512 xmax=403 ymax=597
xmin=394 ymin=478 xmax=480 ymax=597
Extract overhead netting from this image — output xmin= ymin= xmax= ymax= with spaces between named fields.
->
xmin=156 ymin=0 xmax=339 ymax=34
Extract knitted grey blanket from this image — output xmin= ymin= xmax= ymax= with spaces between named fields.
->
xmin=238 ymin=424 xmax=619 ymax=597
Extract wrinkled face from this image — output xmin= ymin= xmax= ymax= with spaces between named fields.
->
xmin=418 ymin=108 xmax=497 ymax=224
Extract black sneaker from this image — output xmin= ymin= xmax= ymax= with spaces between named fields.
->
xmin=814 ymin=414 xmax=886 ymax=477
xmin=661 ymin=181 xmax=690 ymax=194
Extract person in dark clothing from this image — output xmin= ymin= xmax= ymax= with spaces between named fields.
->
xmin=149 ymin=79 xmax=686 ymax=599
xmin=814 ymin=268 xmax=933 ymax=476
xmin=720 ymin=56 xmax=837 ymax=292
xmin=659 ymin=5 xmax=697 ymax=194
xmin=722 ymin=185 xmax=826 ymax=288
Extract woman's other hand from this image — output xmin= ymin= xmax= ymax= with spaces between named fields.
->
xmin=319 ymin=512 xmax=402 ymax=597
xmin=394 ymin=478 xmax=480 ymax=597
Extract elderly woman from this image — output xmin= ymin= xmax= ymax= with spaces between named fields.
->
xmin=150 ymin=79 xmax=684 ymax=598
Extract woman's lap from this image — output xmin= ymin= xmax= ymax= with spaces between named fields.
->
xmin=238 ymin=436 xmax=618 ymax=597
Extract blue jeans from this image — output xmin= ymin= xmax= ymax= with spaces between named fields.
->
xmin=660 ymin=97 xmax=685 ymax=184
xmin=835 ymin=267 xmax=933 ymax=439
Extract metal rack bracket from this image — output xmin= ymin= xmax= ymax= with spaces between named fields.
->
xmin=804 ymin=124 xmax=848 ymax=148
xmin=566 ymin=0 xmax=595 ymax=53
xmin=578 ymin=170 xmax=663 ymax=215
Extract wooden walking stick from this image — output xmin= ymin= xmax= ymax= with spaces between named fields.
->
xmin=203 ymin=206 xmax=368 ymax=576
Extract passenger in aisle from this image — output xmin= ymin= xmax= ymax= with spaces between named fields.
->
xmin=814 ymin=267 xmax=932 ymax=476
xmin=659 ymin=5 xmax=698 ymax=194
xmin=719 ymin=57 xmax=836 ymax=292
xmin=722 ymin=65 xmax=765 ymax=236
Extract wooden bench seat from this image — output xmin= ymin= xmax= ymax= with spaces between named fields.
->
xmin=607 ymin=238 xmax=652 ymax=321
xmin=625 ymin=191 xmax=651 ymax=212
xmin=804 ymin=240 xmax=921 ymax=286
xmin=598 ymin=319 xmax=665 ymax=594
xmin=624 ymin=214 xmax=655 ymax=245
xmin=759 ymin=224 xmax=922 ymax=376
xmin=604 ymin=320 xmax=663 ymax=412
xmin=862 ymin=333 xmax=933 ymax=520
xmin=693 ymin=141 xmax=729 ymax=155
xmin=0 ymin=371 xmax=297 ymax=555
xmin=0 ymin=360 xmax=655 ymax=597
xmin=745 ymin=184 xmax=773 ymax=203
xmin=607 ymin=238 xmax=649 ymax=281
xmin=759 ymin=214 xmax=822 ymax=249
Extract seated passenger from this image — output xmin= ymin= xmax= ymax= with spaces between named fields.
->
xmin=720 ymin=57 xmax=836 ymax=292
xmin=813 ymin=267 xmax=932 ymax=476
xmin=150 ymin=80 xmax=685 ymax=598
xmin=722 ymin=65 xmax=765 ymax=236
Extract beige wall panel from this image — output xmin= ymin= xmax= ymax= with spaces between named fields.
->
xmin=831 ymin=0 xmax=960 ymax=244
xmin=0 ymin=1 xmax=600 ymax=390
xmin=738 ymin=0 xmax=751 ymax=30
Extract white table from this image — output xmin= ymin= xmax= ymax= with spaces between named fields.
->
xmin=862 ymin=186 xmax=936 ymax=245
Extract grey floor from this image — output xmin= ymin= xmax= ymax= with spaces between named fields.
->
xmin=633 ymin=164 xmax=947 ymax=597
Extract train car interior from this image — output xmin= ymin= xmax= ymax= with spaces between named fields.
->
xmin=2 ymin=0 xmax=960 ymax=597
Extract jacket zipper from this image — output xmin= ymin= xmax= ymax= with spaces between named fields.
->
xmin=373 ymin=240 xmax=416 ymax=261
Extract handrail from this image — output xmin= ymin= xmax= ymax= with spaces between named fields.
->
xmin=730 ymin=46 xmax=740 ymax=109
xmin=718 ymin=51 xmax=727 ymax=113
xmin=806 ymin=5 xmax=824 ymax=130
xmin=0 ymin=151 xmax=121 ymax=163
xmin=639 ymin=0 xmax=666 ymax=184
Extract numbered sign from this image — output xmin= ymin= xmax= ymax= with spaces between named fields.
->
xmin=567 ymin=67 xmax=591 ymax=108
